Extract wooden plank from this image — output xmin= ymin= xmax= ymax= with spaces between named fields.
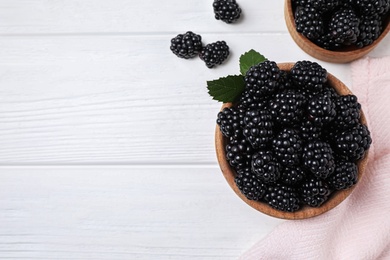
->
xmin=0 ymin=166 xmax=283 ymax=259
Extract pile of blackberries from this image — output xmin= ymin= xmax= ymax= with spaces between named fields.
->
xmin=292 ymin=0 xmax=390 ymax=50
xmin=217 ymin=60 xmax=371 ymax=212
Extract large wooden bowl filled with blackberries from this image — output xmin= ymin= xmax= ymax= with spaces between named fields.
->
xmin=284 ymin=0 xmax=390 ymax=63
xmin=215 ymin=60 xmax=371 ymax=219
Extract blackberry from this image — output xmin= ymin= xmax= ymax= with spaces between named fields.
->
xmin=226 ymin=137 xmax=253 ymax=171
xmin=307 ymin=94 xmax=336 ymax=127
xmin=199 ymin=41 xmax=229 ymax=68
xmin=327 ymin=161 xmax=358 ymax=190
xmin=303 ymin=140 xmax=335 ymax=179
xmin=280 ymin=166 xmax=306 ymax=186
xmin=329 ymin=8 xmax=360 ymax=45
xmin=269 ymin=90 xmax=305 ymax=126
xmin=264 ymin=184 xmax=301 ymax=212
xmin=321 ymin=84 xmax=339 ymax=99
xmin=300 ymin=120 xmax=322 ymax=143
xmin=251 ymin=150 xmax=281 ymax=183
xmin=217 ymin=107 xmax=244 ymax=138
xmin=243 ymin=110 xmax=274 ymax=149
xmin=356 ymin=14 xmax=383 ymax=48
xmin=291 ymin=60 xmax=327 ymax=93
xmin=314 ymin=33 xmax=344 ymax=50
xmin=333 ymin=95 xmax=361 ymax=130
xmin=352 ymin=0 xmax=390 ymax=16
xmin=294 ymin=6 xmax=324 ymax=40
xmin=237 ymin=90 xmax=269 ymax=111
xmin=235 ymin=168 xmax=267 ymax=201
xmin=335 ymin=123 xmax=372 ymax=161
xmin=170 ymin=31 xmax=203 ymax=59
xmin=213 ymin=0 xmax=242 ymax=24
xmin=308 ymin=0 xmax=342 ymax=13
xmin=244 ymin=61 xmax=281 ymax=99
xmin=300 ymin=177 xmax=331 ymax=207
xmin=272 ymin=128 xmax=303 ymax=166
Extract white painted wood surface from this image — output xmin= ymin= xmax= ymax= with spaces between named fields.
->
xmin=0 ymin=0 xmax=389 ymax=259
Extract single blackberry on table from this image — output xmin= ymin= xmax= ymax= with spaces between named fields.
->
xmin=170 ymin=31 xmax=203 ymax=59
xmin=351 ymin=0 xmax=390 ymax=16
xmin=272 ymin=128 xmax=303 ymax=166
xmin=327 ymin=161 xmax=358 ymax=190
xmin=356 ymin=14 xmax=383 ymax=48
xmin=333 ymin=94 xmax=361 ymax=130
xmin=226 ymin=137 xmax=253 ymax=171
xmin=291 ymin=60 xmax=327 ymax=93
xmin=335 ymin=123 xmax=372 ymax=161
xmin=269 ymin=90 xmax=305 ymax=126
xmin=237 ymin=90 xmax=269 ymax=111
xmin=300 ymin=120 xmax=322 ymax=143
xmin=199 ymin=41 xmax=229 ymax=68
xmin=217 ymin=107 xmax=244 ymax=138
xmin=294 ymin=6 xmax=324 ymax=40
xmin=280 ymin=166 xmax=306 ymax=186
xmin=213 ymin=0 xmax=242 ymax=24
xmin=244 ymin=61 xmax=281 ymax=99
xmin=300 ymin=177 xmax=331 ymax=207
xmin=243 ymin=110 xmax=274 ymax=149
xmin=235 ymin=168 xmax=267 ymax=201
xmin=329 ymin=8 xmax=361 ymax=45
xmin=264 ymin=184 xmax=301 ymax=212
xmin=307 ymin=94 xmax=336 ymax=127
xmin=251 ymin=150 xmax=281 ymax=183
xmin=303 ymin=140 xmax=335 ymax=179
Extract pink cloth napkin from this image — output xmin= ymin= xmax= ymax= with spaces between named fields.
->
xmin=241 ymin=56 xmax=390 ymax=260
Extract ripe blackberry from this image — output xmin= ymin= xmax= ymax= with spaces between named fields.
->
xmin=237 ymin=90 xmax=269 ymax=111
xmin=300 ymin=120 xmax=322 ymax=143
xmin=300 ymin=177 xmax=331 ymax=207
xmin=272 ymin=128 xmax=303 ymax=166
xmin=264 ymin=184 xmax=301 ymax=212
xmin=321 ymin=84 xmax=339 ymax=99
xmin=226 ymin=137 xmax=253 ymax=171
xmin=235 ymin=168 xmax=267 ymax=201
xmin=251 ymin=150 xmax=281 ymax=183
xmin=329 ymin=8 xmax=360 ymax=45
xmin=333 ymin=95 xmax=361 ymax=130
xmin=269 ymin=90 xmax=305 ymax=126
xmin=213 ymin=0 xmax=242 ymax=24
xmin=244 ymin=61 xmax=281 ymax=99
xmin=170 ymin=31 xmax=203 ymax=59
xmin=217 ymin=107 xmax=244 ymax=138
xmin=294 ymin=6 xmax=324 ymax=40
xmin=307 ymin=94 xmax=336 ymax=127
xmin=291 ymin=60 xmax=327 ymax=93
xmin=352 ymin=0 xmax=390 ymax=16
xmin=335 ymin=123 xmax=372 ymax=161
xmin=280 ymin=166 xmax=306 ymax=186
xmin=243 ymin=110 xmax=274 ymax=149
xmin=314 ymin=33 xmax=344 ymax=50
xmin=199 ymin=41 xmax=229 ymax=68
xmin=303 ymin=140 xmax=335 ymax=179
xmin=327 ymin=161 xmax=358 ymax=190
xmin=356 ymin=14 xmax=383 ymax=48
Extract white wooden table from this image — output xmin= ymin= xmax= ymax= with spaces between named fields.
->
xmin=0 ymin=1 xmax=389 ymax=259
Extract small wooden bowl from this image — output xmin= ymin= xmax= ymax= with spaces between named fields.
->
xmin=215 ymin=63 xmax=369 ymax=219
xmin=284 ymin=0 xmax=390 ymax=63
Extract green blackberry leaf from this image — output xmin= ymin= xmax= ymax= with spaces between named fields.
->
xmin=207 ymin=75 xmax=245 ymax=103
xmin=239 ymin=49 xmax=267 ymax=75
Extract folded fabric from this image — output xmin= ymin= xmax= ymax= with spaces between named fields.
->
xmin=240 ymin=56 xmax=390 ymax=260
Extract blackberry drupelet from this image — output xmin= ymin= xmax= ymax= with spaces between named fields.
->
xmin=244 ymin=60 xmax=281 ymax=99
xmin=352 ymin=0 xmax=390 ymax=16
xmin=295 ymin=6 xmax=324 ymax=40
xmin=170 ymin=31 xmax=203 ymax=59
xmin=217 ymin=107 xmax=244 ymax=138
xmin=327 ymin=161 xmax=358 ymax=190
xmin=300 ymin=120 xmax=322 ymax=143
xmin=291 ymin=60 xmax=327 ymax=93
xmin=272 ymin=128 xmax=303 ymax=166
xmin=333 ymin=94 xmax=361 ymax=130
xmin=213 ymin=0 xmax=242 ymax=24
xmin=307 ymin=94 xmax=336 ymax=127
xmin=303 ymin=140 xmax=335 ymax=179
xmin=243 ymin=110 xmax=274 ymax=149
xmin=300 ymin=177 xmax=331 ymax=207
xmin=226 ymin=137 xmax=253 ymax=171
xmin=356 ymin=14 xmax=383 ymax=48
xmin=264 ymin=184 xmax=301 ymax=212
xmin=235 ymin=168 xmax=267 ymax=201
xmin=269 ymin=90 xmax=305 ymax=126
xmin=199 ymin=41 xmax=230 ymax=68
xmin=280 ymin=166 xmax=306 ymax=186
xmin=329 ymin=8 xmax=360 ymax=45
xmin=251 ymin=150 xmax=281 ymax=183
xmin=335 ymin=123 xmax=372 ymax=161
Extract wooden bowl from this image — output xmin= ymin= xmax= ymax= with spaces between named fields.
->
xmin=284 ymin=0 xmax=390 ymax=63
xmin=215 ymin=63 xmax=369 ymax=219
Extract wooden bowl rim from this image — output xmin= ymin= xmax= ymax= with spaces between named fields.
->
xmin=215 ymin=62 xmax=369 ymax=220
